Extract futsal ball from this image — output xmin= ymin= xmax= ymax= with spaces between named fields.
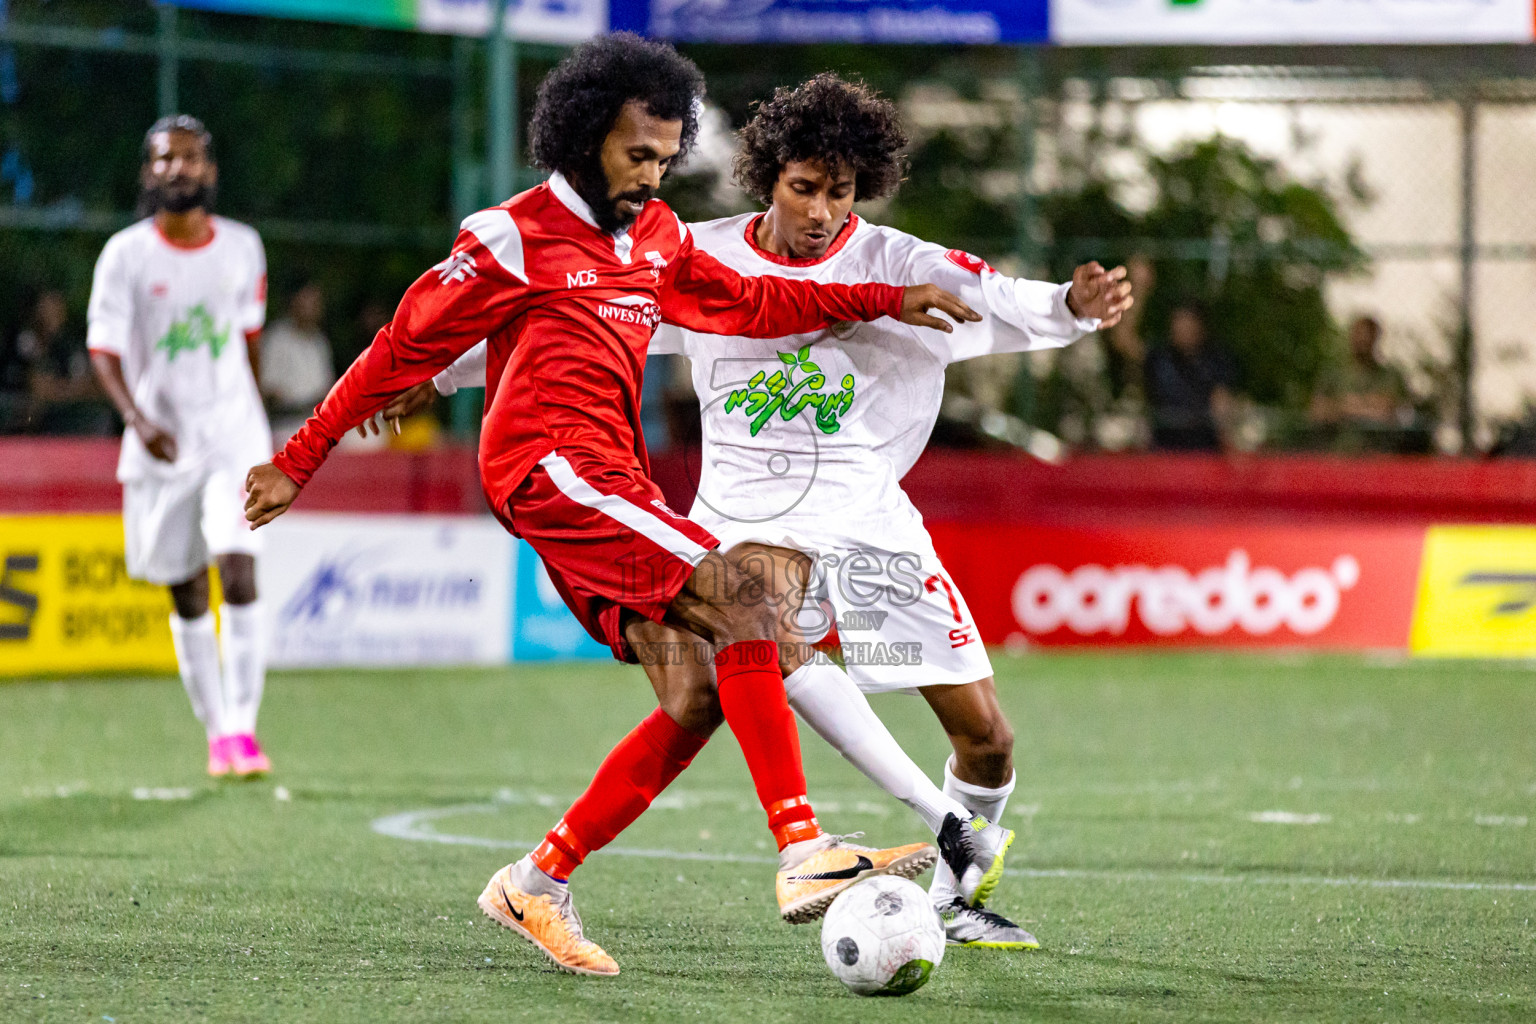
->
xmin=820 ymin=876 xmax=945 ymax=996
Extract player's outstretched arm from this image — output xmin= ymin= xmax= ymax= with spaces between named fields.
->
xmin=276 ymin=219 xmax=525 ymax=482
xmin=660 ymin=241 xmax=977 ymax=339
xmin=244 ymin=462 xmax=300 ymax=528
xmin=354 ymin=337 xmax=489 ymax=437
xmin=896 ymin=239 xmax=1136 ymax=362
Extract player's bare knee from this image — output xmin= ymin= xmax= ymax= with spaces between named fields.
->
xmin=711 ymin=559 xmax=779 ymax=645
xmin=717 ymin=599 xmax=778 ymax=647
xmin=168 ymin=570 xmax=210 ymax=619
xmin=667 ymin=684 xmax=724 ymax=737
xmin=218 ymin=555 xmax=258 ymax=605
xmin=954 ymin=715 xmax=1014 ymax=787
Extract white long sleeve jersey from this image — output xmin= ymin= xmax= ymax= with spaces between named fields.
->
xmin=435 ymin=212 xmax=1096 ymax=535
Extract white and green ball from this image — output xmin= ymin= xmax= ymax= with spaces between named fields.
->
xmin=820 ymin=876 xmax=945 ymax=996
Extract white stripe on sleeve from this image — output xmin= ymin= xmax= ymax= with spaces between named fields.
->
xmin=460 ymin=209 xmax=527 ymax=282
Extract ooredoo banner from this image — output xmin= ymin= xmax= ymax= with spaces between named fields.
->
xmin=927 ymin=522 xmax=1425 ymax=649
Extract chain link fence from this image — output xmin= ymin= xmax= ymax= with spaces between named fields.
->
xmin=901 ymin=57 xmax=1536 ymax=456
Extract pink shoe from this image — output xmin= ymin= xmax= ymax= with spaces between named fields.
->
xmin=228 ymin=733 xmax=272 ymax=778
xmin=207 ymin=736 xmax=234 ymax=778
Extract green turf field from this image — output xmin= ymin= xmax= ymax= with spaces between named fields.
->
xmin=2 ymin=652 xmax=1533 ymax=1023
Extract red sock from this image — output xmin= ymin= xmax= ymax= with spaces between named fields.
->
xmin=530 ymin=708 xmax=708 ymax=882
xmin=714 ymin=640 xmax=821 ymax=850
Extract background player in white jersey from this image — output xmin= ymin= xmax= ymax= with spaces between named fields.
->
xmin=399 ymin=74 xmax=1131 ymax=947
xmin=87 ymin=116 xmax=273 ymax=779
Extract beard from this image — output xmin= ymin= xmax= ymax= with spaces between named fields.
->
xmin=139 ymin=178 xmax=215 ymax=216
xmin=571 ymin=166 xmax=653 ymax=234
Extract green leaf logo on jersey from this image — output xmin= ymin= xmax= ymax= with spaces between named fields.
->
xmin=724 ymin=345 xmax=856 ymax=437
xmin=155 ymin=304 xmax=229 ymax=362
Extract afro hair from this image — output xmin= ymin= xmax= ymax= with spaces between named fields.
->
xmin=733 ymin=73 xmax=908 ymax=205
xmin=529 ymin=32 xmax=705 ymax=179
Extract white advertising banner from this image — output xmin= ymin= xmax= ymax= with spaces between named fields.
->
xmin=258 ymin=514 xmax=512 ymax=668
xmin=1051 ymin=0 xmax=1533 ymax=45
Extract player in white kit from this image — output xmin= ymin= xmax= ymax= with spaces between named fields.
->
xmin=402 ymin=75 xmax=1131 ymax=946
xmin=87 ymin=116 xmax=273 ymax=779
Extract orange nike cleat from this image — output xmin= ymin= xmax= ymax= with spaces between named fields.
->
xmin=477 ymin=861 xmax=619 ymax=977
xmin=776 ymin=833 xmax=938 ymax=924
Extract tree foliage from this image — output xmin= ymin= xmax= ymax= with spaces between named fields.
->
xmin=1044 ymin=136 xmax=1368 ymax=409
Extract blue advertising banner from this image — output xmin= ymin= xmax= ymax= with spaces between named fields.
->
xmin=511 ymin=540 xmax=609 ymax=661
xmin=610 ymin=0 xmax=1048 ymax=44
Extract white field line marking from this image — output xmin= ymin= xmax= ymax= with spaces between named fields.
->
xmin=1249 ymin=811 xmax=1332 ymax=825
xmin=370 ymin=803 xmax=1536 ymax=894
xmin=132 ymin=787 xmax=193 ymax=801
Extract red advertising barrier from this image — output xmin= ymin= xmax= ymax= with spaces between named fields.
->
xmin=927 ymin=522 xmax=1426 ymax=649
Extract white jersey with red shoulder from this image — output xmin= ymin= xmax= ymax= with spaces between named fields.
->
xmin=87 ymin=215 xmax=269 ymax=481
xmin=648 ymin=212 xmax=1098 ymax=535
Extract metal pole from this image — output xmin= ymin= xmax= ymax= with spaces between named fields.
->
xmin=157 ymin=2 xmax=178 ymax=117
xmin=1457 ymin=94 xmax=1476 ymax=451
xmin=1007 ymin=46 xmax=1044 ymax=428
xmin=486 ymin=0 xmax=516 ymax=204
xmin=451 ymin=35 xmax=476 ymax=221
xmin=451 ymin=34 xmax=481 ymax=438
xmin=1014 ymin=46 xmax=1042 ymax=273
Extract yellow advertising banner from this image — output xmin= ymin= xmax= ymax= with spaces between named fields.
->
xmin=1411 ymin=525 xmax=1536 ymax=657
xmin=0 ymin=515 xmax=177 ymax=676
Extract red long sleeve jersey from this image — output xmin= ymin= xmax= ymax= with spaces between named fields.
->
xmin=273 ymin=178 xmax=904 ymax=508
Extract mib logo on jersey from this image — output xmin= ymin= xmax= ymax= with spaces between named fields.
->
xmin=724 ymin=344 xmax=857 ymax=437
xmin=945 ymin=249 xmax=995 ymax=276
xmin=156 ymin=304 xmax=228 ymax=362
xmin=597 ymin=295 xmax=661 ymax=330
xmin=567 ymin=268 xmax=598 ymax=288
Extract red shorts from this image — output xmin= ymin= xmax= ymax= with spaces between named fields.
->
xmin=498 ymin=450 xmax=720 ymax=662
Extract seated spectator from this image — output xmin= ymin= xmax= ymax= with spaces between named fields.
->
xmin=260 ymin=278 xmax=336 ymax=444
xmin=1309 ymin=315 xmax=1407 ymax=452
xmin=0 ymin=310 xmax=26 ymax=432
xmin=1144 ymin=300 xmax=1237 ymax=451
xmin=12 ymin=289 xmax=111 ymax=434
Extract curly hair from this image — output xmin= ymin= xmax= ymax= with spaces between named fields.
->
xmin=529 ymin=33 xmax=704 ymax=178
xmin=734 ymin=73 xmax=908 ymax=205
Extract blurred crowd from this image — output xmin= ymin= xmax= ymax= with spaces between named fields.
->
xmin=0 ymin=280 xmax=390 ymax=451
xmin=933 ymin=255 xmax=1435 ymax=457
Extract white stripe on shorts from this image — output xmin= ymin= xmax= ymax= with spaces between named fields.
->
xmin=538 ymin=452 xmax=712 ymax=566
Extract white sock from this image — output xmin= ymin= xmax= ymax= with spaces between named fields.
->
xmin=169 ymin=611 xmax=226 ymax=740
xmin=930 ymin=755 xmax=1017 ymax=905
xmin=513 ymin=855 xmax=567 ymax=895
xmin=219 ymin=600 xmax=266 ymax=736
xmin=783 ymin=661 xmax=969 ymax=834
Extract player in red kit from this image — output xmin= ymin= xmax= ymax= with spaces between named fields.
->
xmin=244 ymin=34 xmax=980 ymax=976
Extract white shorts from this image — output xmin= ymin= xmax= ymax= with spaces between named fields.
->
xmin=696 ymin=509 xmax=994 ymax=694
xmin=124 ymin=459 xmax=262 ymax=585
